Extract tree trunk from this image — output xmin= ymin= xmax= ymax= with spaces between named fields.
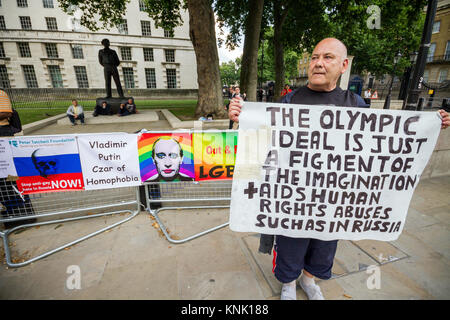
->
xmin=273 ymin=4 xmax=287 ymax=99
xmin=186 ymin=0 xmax=225 ymax=118
xmin=239 ymin=0 xmax=264 ymax=102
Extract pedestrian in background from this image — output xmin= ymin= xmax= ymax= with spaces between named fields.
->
xmin=363 ymin=88 xmax=372 ymax=105
xmin=281 ymin=84 xmax=292 ymax=96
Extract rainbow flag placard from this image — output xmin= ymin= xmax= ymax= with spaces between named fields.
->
xmin=137 ymin=132 xmax=195 ymax=182
xmin=193 ymin=132 xmax=237 ymax=181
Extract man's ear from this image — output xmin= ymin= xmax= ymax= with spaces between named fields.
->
xmin=341 ymin=58 xmax=349 ymax=74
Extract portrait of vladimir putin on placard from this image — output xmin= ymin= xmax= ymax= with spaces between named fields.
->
xmin=147 ymin=137 xmax=194 ymax=182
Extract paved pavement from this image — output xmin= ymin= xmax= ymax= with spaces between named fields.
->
xmin=0 ymin=113 xmax=449 ymax=300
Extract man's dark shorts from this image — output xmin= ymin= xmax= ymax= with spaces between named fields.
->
xmin=273 ymin=235 xmax=338 ymax=283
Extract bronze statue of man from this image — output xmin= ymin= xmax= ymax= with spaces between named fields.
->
xmin=98 ymin=38 xmax=124 ymax=98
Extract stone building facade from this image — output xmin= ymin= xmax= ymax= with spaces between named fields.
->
xmin=0 ymin=0 xmax=198 ymax=91
xmin=423 ymin=0 xmax=450 ymax=84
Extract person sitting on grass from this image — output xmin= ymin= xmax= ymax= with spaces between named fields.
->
xmin=66 ymin=99 xmax=85 ymax=126
xmin=93 ymin=101 xmax=113 ymax=117
xmin=125 ymin=98 xmax=137 ymax=114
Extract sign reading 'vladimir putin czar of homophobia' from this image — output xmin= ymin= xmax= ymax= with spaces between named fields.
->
xmin=78 ymin=134 xmax=141 ymax=190
xmin=229 ymin=102 xmax=441 ymax=241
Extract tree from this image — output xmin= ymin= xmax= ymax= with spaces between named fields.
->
xmin=217 ymin=0 xmax=328 ymax=97
xmin=58 ymin=0 xmax=225 ymax=118
xmin=239 ymin=0 xmax=264 ymax=101
xmin=270 ymin=0 xmax=330 ymax=96
xmin=215 ymin=0 xmax=265 ymax=101
xmin=272 ymin=1 xmax=289 ymax=97
xmin=219 ymin=60 xmax=240 ymax=87
xmin=58 ymin=0 xmax=130 ymax=31
xmin=325 ymin=0 xmax=426 ymax=78
xmin=185 ymin=0 xmax=224 ymax=117
xmin=261 ymin=0 xmax=425 ymax=95
xmin=257 ymin=28 xmax=302 ymax=87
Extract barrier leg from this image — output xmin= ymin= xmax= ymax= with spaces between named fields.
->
xmin=149 ymin=205 xmax=230 ymax=244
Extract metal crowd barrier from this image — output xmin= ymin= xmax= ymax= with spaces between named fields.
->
xmin=144 ymin=180 xmax=232 ymax=244
xmin=0 ymin=178 xmax=141 ymax=268
xmin=0 ymin=179 xmax=233 ymax=266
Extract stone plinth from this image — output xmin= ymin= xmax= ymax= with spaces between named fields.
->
xmin=96 ymin=97 xmax=134 ymax=113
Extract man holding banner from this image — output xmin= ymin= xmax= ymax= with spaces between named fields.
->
xmin=228 ymin=38 xmax=449 ymax=301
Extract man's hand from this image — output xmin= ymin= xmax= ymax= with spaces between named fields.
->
xmin=228 ymin=97 xmax=243 ymax=123
xmin=439 ymin=109 xmax=449 ymax=129
xmin=74 ymin=114 xmax=78 ymax=119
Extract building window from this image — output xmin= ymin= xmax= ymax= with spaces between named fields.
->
xmin=43 ymin=0 xmax=54 ymax=8
xmin=445 ymin=41 xmax=450 ymax=61
xmin=143 ymin=48 xmax=154 ymax=61
xmin=432 ymin=21 xmax=440 ymax=33
xmin=438 ymin=69 xmax=448 ymax=83
xmin=71 ymin=44 xmax=83 ymax=59
xmin=0 ymin=43 xmax=5 ymax=58
xmin=139 ymin=0 xmax=147 ymax=11
xmin=118 ymin=20 xmax=128 ymax=35
xmin=427 ymin=43 xmax=436 ymax=63
xmin=166 ymin=68 xmax=177 ymax=88
xmin=74 ymin=66 xmax=89 ymax=88
xmin=45 ymin=17 xmax=58 ymax=30
xmin=17 ymin=0 xmax=28 ymax=7
xmin=45 ymin=43 xmax=59 ymax=58
xmin=165 ymin=49 xmax=175 ymax=62
xmin=20 ymin=16 xmax=32 ymax=30
xmin=120 ymin=47 xmax=132 ymax=61
xmin=122 ymin=67 xmax=135 ymax=88
xmin=22 ymin=65 xmax=38 ymax=88
xmin=48 ymin=65 xmax=63 ymax=88
xmin=145 ymin=68 xmax=156 ymax=88
xmin=0 ymin=16 xmax=5 ymax=30
xmin=164 ymin=29 xmax=174 ymax=38
xmin=17 ymin=42 xmax=32 ymax=57
xmin=0 ymin=65 xmax=10 ymax=88
xmin=141 ymin=20 xmax=152 ymax=36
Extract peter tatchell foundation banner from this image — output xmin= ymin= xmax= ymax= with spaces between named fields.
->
xmin=229 ymin=102 xmax=441 ymax=241
xmin=3 ymin=131 xmax=239 ymax=194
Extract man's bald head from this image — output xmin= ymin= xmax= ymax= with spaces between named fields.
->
xmin=314 ymin=38 xmax=348 ymax=61
xmin=307 ymin=38 xmax=349 ymax=92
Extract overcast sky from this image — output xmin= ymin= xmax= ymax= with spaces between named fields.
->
xmin=215 ymin=18 xmax=243 ymax=64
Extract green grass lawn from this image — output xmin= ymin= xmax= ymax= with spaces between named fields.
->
xmin=17 ymin=108 xmax=68 ymax=125
xmin=16 ymin=99 xmax=199 ymax=125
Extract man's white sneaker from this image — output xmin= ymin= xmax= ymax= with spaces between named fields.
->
xmin=280 ymin=280 xmax=296 ymax=300
xmin=299 ymin=275 xmax=325 ymax=300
